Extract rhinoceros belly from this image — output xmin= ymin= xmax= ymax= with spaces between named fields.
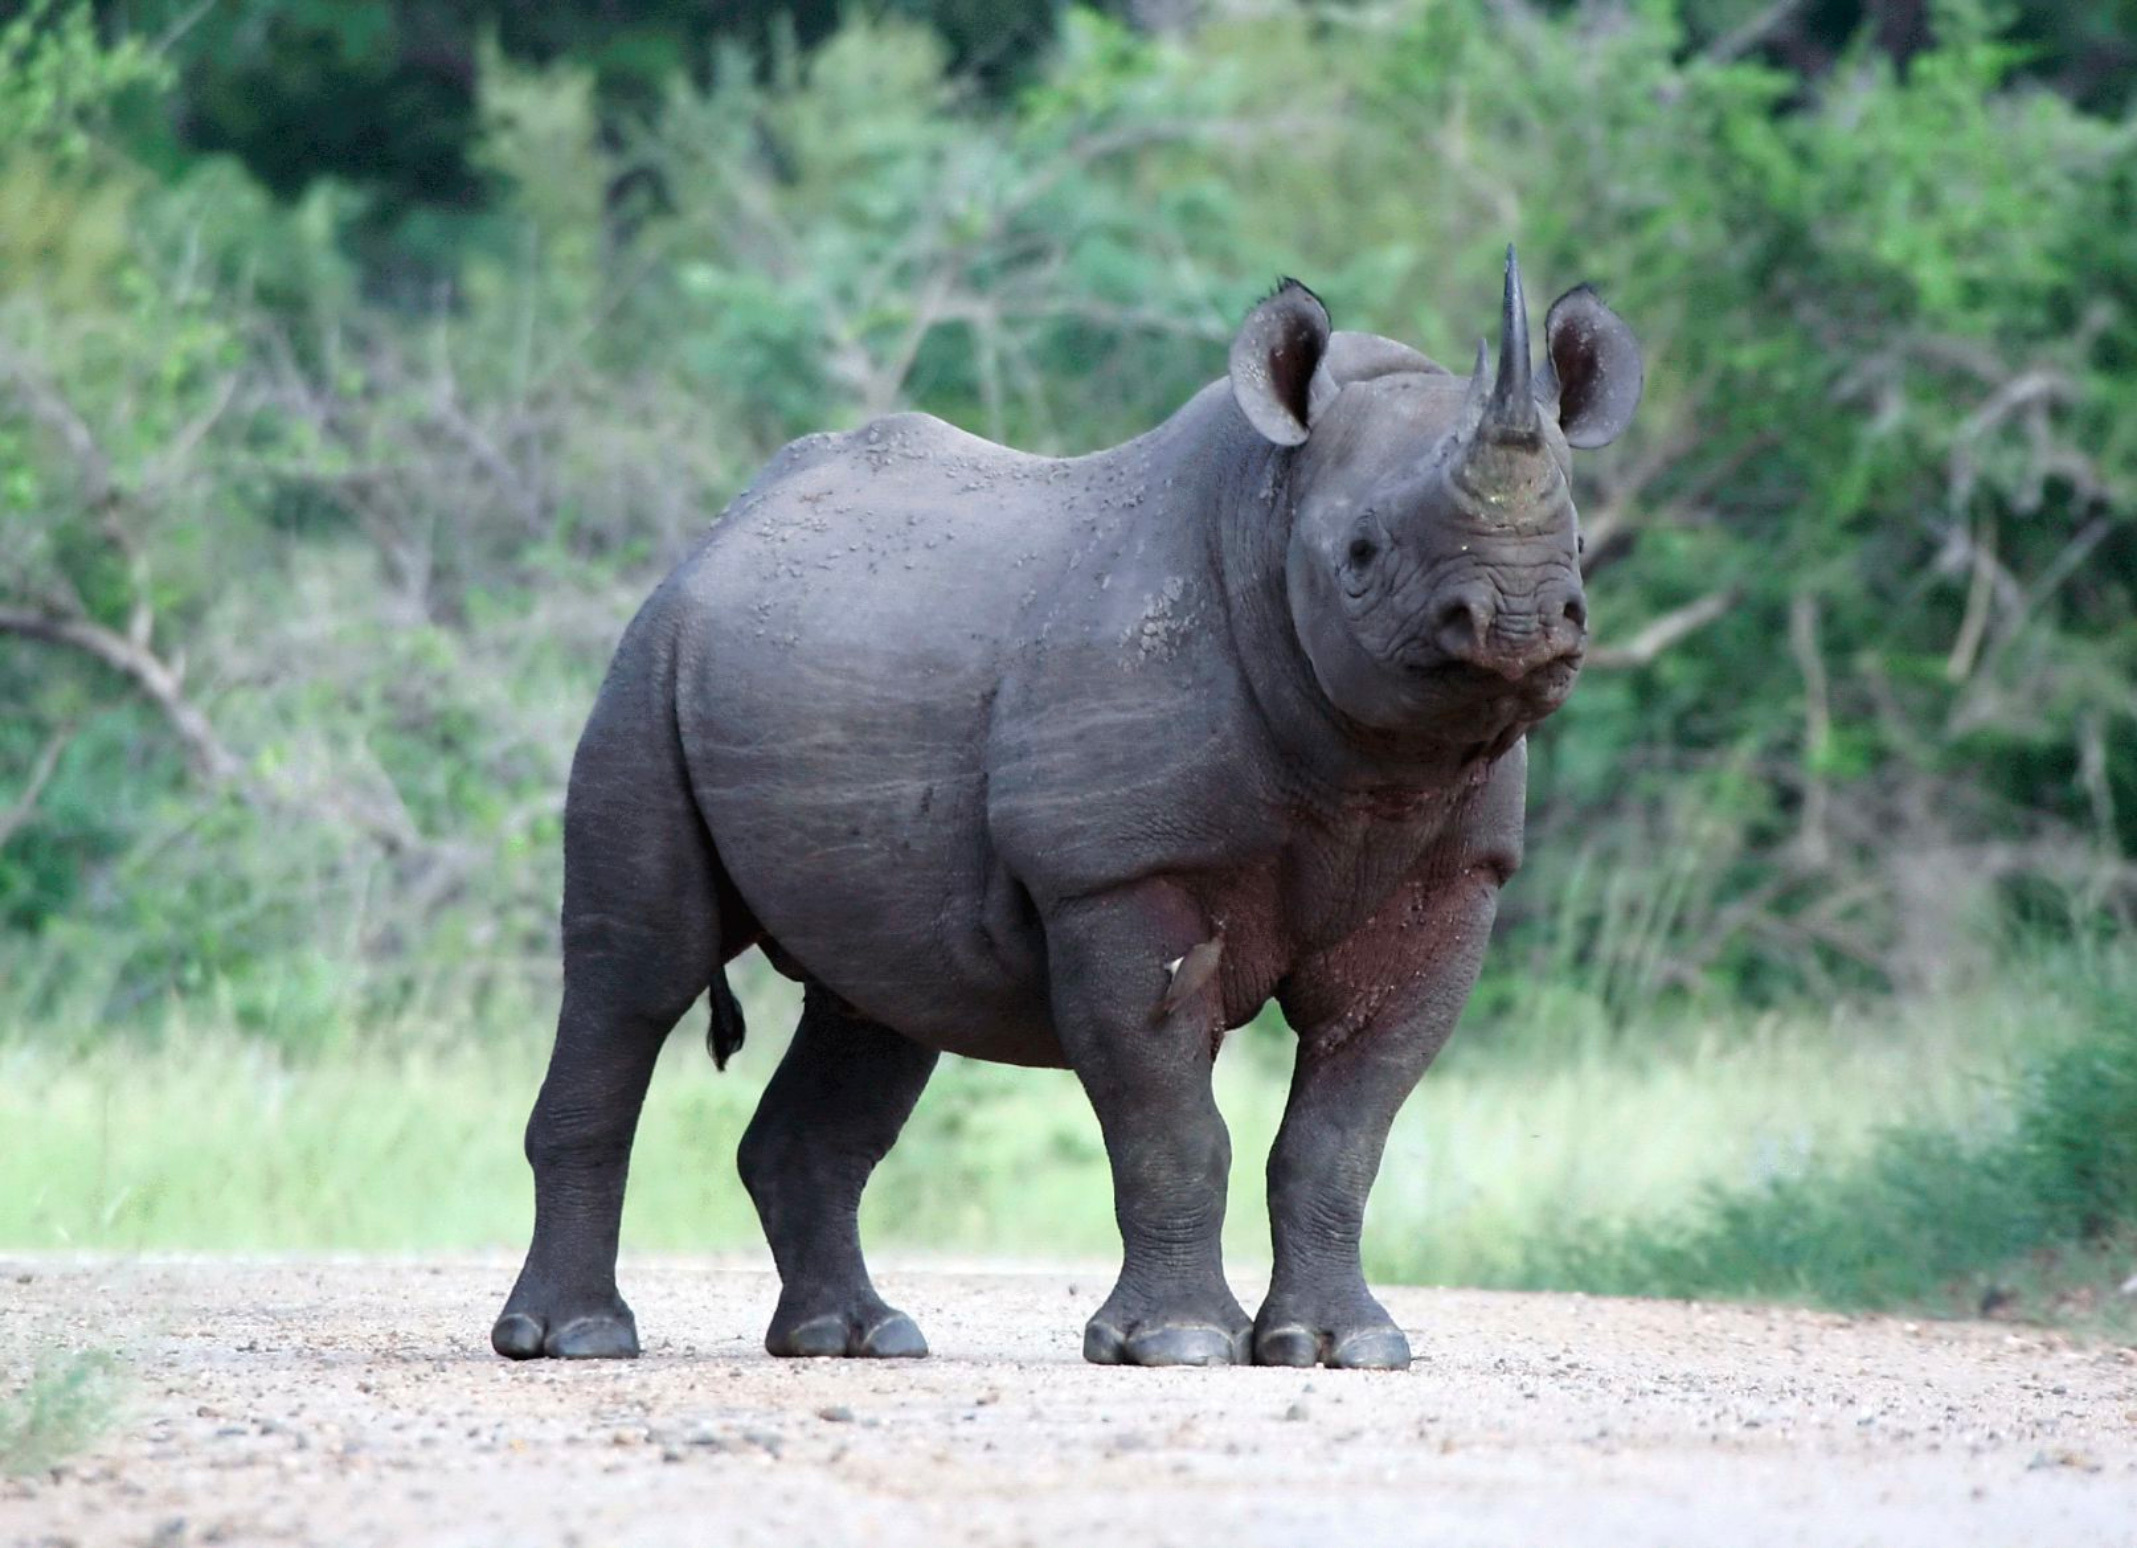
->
xmin=664 ymin=423 xmax=1066 ymax=1064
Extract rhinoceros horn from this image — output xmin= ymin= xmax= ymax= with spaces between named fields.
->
xmin=1452 ymin=248 xmax=1554 ymax=513
xmin=1484 ymin=246 xmax=1540 ymax=442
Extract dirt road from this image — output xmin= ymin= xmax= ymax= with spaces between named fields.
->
xmin=4 ymin=1256 xmax=2134 ymax=1547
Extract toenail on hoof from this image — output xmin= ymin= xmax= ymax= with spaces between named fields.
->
xmin=859 ymin=1313 xmax=928 ymax=1359
xmin=1253 ymin=1324 xmax=1318 ymax=1368
xmin=544 ymin=1314 xmax=639 ymax=1360
xmin=1330 ymin=1327 xmax=1412 ymax=1370
xmin=1124 ymin=1324 xmax=1239 ymax=1367
xmin=1083 ymin=1320 xmax=1129 ymax=1365
xmin=492 ymin=1312 xmax=546 ymax=1360
xmin=769 ymin=1314 xmax=851 ymax=1359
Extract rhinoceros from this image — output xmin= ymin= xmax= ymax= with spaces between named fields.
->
xmin=492 ymin=250 xmax=1641 ymax=1369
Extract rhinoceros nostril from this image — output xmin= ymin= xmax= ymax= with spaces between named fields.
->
xmin=1562 ymin=594 xmax=1588 ymax=631
xmin=1434 ymin=597 xmax=1485 ymax=653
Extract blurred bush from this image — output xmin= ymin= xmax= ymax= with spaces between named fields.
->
xmin=1 ymin=0 xmax=2132 ymax=1037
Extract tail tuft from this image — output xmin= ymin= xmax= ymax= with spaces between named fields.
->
xmin=705 ymin=971 xmax=746 ymax=1070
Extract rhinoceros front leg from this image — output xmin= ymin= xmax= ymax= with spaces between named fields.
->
xmin=1046 ymin=886 xmax=1250 ymax=1367
xmin=1257 ymin=864 xmax=1501 ymax=1370
xmin=739 ymin=983 xmax=937 ymax=1358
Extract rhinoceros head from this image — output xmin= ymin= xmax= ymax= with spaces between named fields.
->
xmin=1228 ymin=250 xmax=1642 ymax=748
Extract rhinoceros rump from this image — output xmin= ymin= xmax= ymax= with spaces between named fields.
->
xmin=492 ymin=250 xmax=1642 ymax=1369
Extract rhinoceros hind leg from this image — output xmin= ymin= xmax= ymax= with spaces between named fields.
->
xmin=740 ymin=982 xmax=938 ymax=1359
xmin=492 ymin=649 xmax=737 ymax=1362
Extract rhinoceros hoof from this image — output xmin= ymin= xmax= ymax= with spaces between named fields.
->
xmin=1252 ymin=1319 xmax=1411 ymax=1370
xmin=1083 ymin=1317 xmax=1252 ymax=1367
xmin=766 ymin=1307 xmax=929 ymax=1359
xmin=492 ymin=1306 xmax=640 ymax=1361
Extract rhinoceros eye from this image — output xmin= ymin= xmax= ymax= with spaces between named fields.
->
xmin=1345 ymin=511 xmax=1388 ymax=572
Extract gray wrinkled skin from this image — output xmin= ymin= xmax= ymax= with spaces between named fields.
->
xmin=492 ymin=253 xmax=1643 ymax=1370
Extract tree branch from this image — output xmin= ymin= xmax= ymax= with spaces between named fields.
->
xmin=2 ymin=601 xmax=430 ymax=857
xmin=1789 ymin=590 xmax=1832 ymax=867
xmin=1705 ymin=0 xmax=1812 ymax=63
xmin=0 ymin=605 xmax=240 ymax=782
xmin=1586 ymin=588 xmax=1739 ymax=670
xmin=1 ymin=339 xmax=434 ymax=866
xmin=0 ymin=350 xmax=113 ymax=508
xmin=0 ymin=722 xmax=75 ymax=852
xmin=1579 ymin=423 xmax=1772 ymax=581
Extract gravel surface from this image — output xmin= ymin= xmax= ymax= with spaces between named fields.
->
xmin=4 ymin=1255 xmax=2135 ymax=1547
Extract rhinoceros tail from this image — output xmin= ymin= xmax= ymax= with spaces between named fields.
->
xmin=705 ymin=966 xmax=746 ymax=1070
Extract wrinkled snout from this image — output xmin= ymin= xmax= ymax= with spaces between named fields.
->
xmin=1426 ymin=573 xmax=1588 ymax=679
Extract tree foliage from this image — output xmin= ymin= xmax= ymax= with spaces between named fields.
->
xmin=71 ymin=0 xmax=2137 ymax=273
xmin=1 ymin=0 xmax=2132 ymax=1034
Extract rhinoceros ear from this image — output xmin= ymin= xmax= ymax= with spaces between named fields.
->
xmin=1229 ymin=279 xmax=1335 ymax=447
xmin=1539 ymin=285 xmax=1643 ymax=449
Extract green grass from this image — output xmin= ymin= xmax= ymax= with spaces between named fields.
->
xmin=8 ymin=953 xmax=2128 ymax=1335
xmin=0 ymin=1348 xmax=121 ymax=1476
xmin=1520 ymin=952 xmax=2137 ymax=1329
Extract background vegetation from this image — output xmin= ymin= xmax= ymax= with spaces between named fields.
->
xmin=1 ymin=0 xmax=2132 ymax=1326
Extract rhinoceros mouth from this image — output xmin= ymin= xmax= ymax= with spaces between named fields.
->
xmin=1520 ymin=654 xmax=1583 ymax=702
xmin=1403 ymin=649 xmax=1580 ymax=697
xmin=1396 ymin=651 xmax=1582 ymax=742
